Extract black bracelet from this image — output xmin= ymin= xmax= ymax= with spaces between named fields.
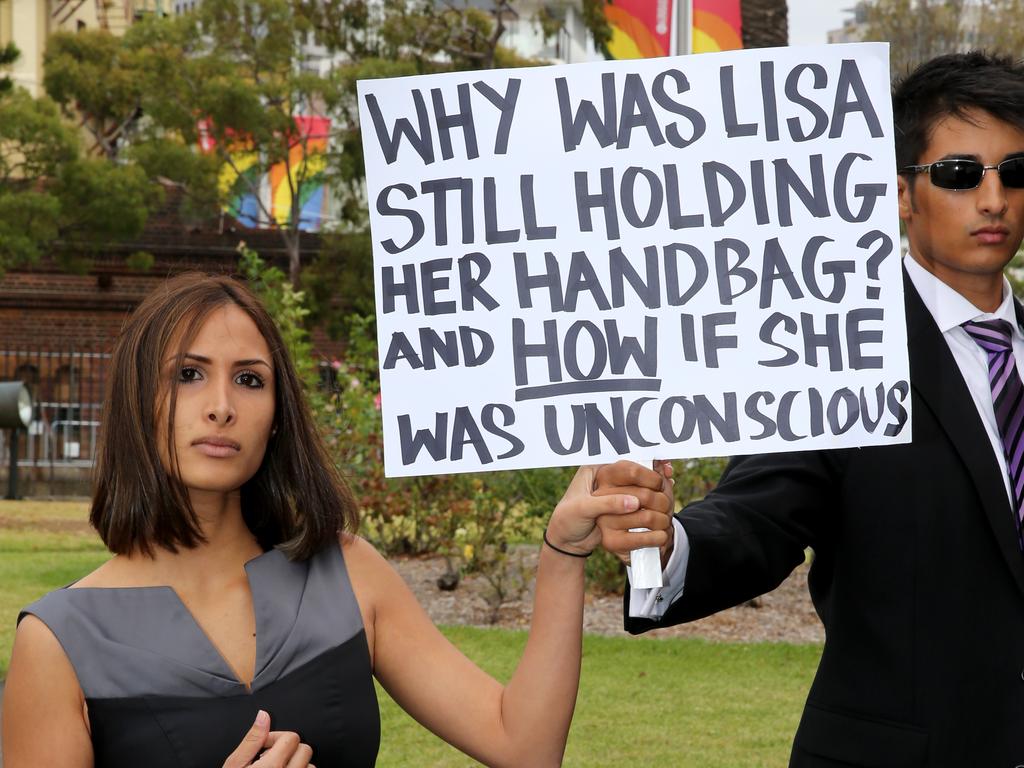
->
xmin=543 ymin=529 xmax=592 ymax=558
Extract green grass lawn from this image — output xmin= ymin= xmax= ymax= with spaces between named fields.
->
xmin=0 ymin=500 xmax=109 ymax=678
xmin=0 ymin=500 xmax=822 ymax=767
xmin=377 ymin=629 xmax=820 ymax=767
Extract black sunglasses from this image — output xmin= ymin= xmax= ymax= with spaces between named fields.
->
xmin=900 ymin=156 xmax=1024 ymax=190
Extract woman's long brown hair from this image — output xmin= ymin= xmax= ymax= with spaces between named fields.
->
xmin=90 ymin=272 xmax=358 ymax=560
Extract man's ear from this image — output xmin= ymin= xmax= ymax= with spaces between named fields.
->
xmin=897 ymin=174 xmax=914 ymax=221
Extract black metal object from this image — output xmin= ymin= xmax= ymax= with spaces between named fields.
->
xmin=0 ymin=381 xmax=32 ymax=500
xmin=0 ymin=381 xmax=31 ymax=429
xmin=6 ymin=426 xmax=19 ymax=499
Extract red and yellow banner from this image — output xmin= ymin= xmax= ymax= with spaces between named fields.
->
xmin=604 ymin=0 xmax=675 ymax=59
xmin=692 ymin=0 xmax=743 ymax=53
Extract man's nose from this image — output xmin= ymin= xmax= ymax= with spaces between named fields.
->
xmin=977 ymin=168 xmax=1009 ymax=216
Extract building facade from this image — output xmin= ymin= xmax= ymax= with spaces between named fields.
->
xmin=0 ymin=0 xmax=164 ymax=96
xmin=827 ymin=2 xmax=869 ymax=44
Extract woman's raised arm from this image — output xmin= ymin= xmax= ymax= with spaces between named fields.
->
xmin=346 ymin=464 xmax=671 ymax=768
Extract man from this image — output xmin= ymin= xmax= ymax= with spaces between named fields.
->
xmin=600 ymin=52 xmax=1024 ymax=766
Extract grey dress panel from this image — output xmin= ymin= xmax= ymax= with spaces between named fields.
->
xmin=19 ymin=542 xmax=365 ymax=699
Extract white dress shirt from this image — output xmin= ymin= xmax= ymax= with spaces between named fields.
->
xmin=629 ymin=253 xmax=1024 ymax=618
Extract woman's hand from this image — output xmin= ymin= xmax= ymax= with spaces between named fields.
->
xmin=222 ymin=711 xmax=315 ymax=768
xmin=544 ymin=462 xmax=671 ymax=557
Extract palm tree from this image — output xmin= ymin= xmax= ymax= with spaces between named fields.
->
xmin=741 ymin=0 xmax=788 ymax=48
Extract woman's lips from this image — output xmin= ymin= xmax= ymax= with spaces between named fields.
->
xmin=191 ymin=437 xmax=241 ymax=458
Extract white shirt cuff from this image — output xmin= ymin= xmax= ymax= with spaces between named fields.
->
xmin=627 ymin=518 xmax=689 ymax=619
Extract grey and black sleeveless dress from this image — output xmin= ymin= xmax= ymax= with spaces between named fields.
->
xmin=19 ymin=543 xmax=380 ymax=767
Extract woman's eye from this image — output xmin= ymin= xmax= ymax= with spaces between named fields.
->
xmin=236 ymin=371 xmax=265 ymax=389
xmin=179 ymin=366 xmax=202 ymax=383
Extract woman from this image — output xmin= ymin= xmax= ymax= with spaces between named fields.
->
xmin=1 ymin=273 xmax=670 ymax=768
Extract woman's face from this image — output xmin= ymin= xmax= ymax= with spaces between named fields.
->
xmin=157 ymin=304 xmax=276 ymax=497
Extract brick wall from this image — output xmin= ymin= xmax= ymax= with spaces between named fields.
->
xmin=0 ymin=185 xmax=349 ymax=359
xmin=0 ymin=307 xmax=128 ymax=350
xmin=0 ymin=272 xmax=348 ymax=359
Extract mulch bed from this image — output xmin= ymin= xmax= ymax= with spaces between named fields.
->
xmin=391 ymin=551 xmax=824 ymax=644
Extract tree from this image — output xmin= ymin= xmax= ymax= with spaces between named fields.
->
xmin=0 ymin=90 xmax=73 ymax=271
xmin=0 ymin=52 xmax=157 ymax=276
xmin=43 ymin=30 xmax=144 ymax=160
xmin=863 ymin=0 xmax=965 ymax=77
xmin=113 ymin=0 xmax=349 ymax=287
xmin=303 ymin=0 xmax=610 ymax=72
xmin=741 ymin=0 xmax=789 ymax=48
xmin=863 ymin=0 xmax=1024 ymax=78
xmin=0 ymin=41 xmax=18 ymax=94
xmin=974 ymin=0 xmax=1024 ymax=56
xmin=33 ymin=0 xmax=610 ymax=294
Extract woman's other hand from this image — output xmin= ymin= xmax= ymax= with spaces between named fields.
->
xmin=544 ymin=462 xmax=669 ymax=557
xmin=222 ymin=711 xmax=315 ymax=768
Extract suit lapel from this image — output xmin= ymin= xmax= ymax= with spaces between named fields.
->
xmin=904 ymin=274 xmax=1024 ymax=598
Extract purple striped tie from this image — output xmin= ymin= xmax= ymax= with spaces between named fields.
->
xmin=963 ymin=319 xmax=1024 ymax=548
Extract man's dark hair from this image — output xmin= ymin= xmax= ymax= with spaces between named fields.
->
xmin=91 ymin=272 xmax=359 ymax=560
xmin=893 ymin=51 xmax=1024 ymax=170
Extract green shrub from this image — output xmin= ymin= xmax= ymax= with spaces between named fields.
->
xmin=585 ymin=548 xmax=627 ymax=596
xmin=237 ymin=244 xmax=323 ymax=408
xmin=675 ymin=456 xmax=730 ymax=506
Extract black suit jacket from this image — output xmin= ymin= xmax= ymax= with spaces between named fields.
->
xmin=625 ymin=276 xmax=1024 ymax=767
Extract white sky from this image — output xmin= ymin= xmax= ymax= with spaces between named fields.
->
xmin=787 ymin=0 xmax=852 ymax=46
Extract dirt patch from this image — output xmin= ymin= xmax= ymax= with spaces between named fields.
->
xmin=393 ymin=551 xmax=824 ymax=644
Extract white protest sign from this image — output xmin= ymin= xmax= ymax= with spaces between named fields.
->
xmin=358 ymin=43 xmax=910 ymax=479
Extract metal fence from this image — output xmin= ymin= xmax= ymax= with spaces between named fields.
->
xmin=0 ymin=347 xmax=110 ymax=470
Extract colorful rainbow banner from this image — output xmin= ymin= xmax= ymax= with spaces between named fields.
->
xmin=692 ymin=0 xmax=743 ymax=53
xmin=197 ymin=116 xmax=331 ymax=232
xmin=604 ymin=0 xmax=675 ymax=59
